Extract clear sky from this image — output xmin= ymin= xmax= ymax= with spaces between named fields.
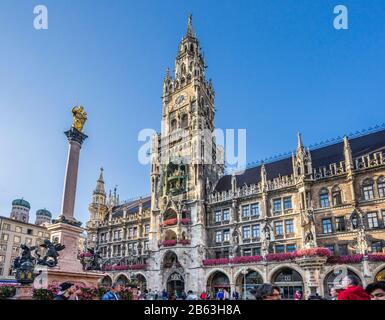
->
xmin=1 ymin=0 xmax=385 ymax=224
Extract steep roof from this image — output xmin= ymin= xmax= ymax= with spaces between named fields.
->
xmin=214 ymin=127 xmax=385 ymax=192
xmin=111 ymin=196 xmax=151 ymax=219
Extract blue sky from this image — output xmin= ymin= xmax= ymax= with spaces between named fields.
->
xmin=0 ymin=0 xmax=385 ymax=224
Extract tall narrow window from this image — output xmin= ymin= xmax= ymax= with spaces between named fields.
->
xmin=367 ymin=212 xmax=379 ymax=229
xmin=332 ymin=186 xmax=342 ymax=206
xmin=252 ymin=224 xmax=260 ymax=239
xmin=378 ymin=176 xmax=385 ymax=198
xmin=362 ymin=179 xmax=374 ymax=200
xmin=285 ymin=220 xmax=294 ymax=235
xmin=251 ymin=203 xmax=260 ymax=217
xmin=283 ymin=197 xmax=292 ymax=210
xmin=319 ymin=188 xmax=330 ymax=208
xmin=243 ymin=226 xmax=251 ymax=239
xmin=322 ymin=219 xmax=333 ymax=234
xmin=223 ymin=209 xmax=230 ymax=221
xmin=273 ymin=199 xmax=282 ymax=214
xmin=242 ymin=205 xmax=250 ymax=218
xmin=215 ymin=211 xmax=222 ymax=223
xmin=335 ymin=217 xmax=346 ymax=232
xmin=215 ymin=231 xmax=222 ymax=243
xmin=274 ymin=221 xmax=284 ymax=236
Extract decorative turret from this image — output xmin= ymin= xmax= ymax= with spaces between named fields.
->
xmin=35 ymin=208 xmax=52 ymax=226
xmin=88 ymin=168 xmax=108 ymax=222
xmin=10 ymin=198 xmax=31 ymax=223
xmin=343 ymin=136 xmax=354 ymax=173
xmin=293 ymin=132 xmax=312 ymax=179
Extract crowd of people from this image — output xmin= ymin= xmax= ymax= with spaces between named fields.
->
xmin=52 ymin=276 xmax=385 ymax=301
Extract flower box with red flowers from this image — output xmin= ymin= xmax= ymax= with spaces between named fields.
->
xmin=179 ymin=239 xmax=190 ymax=245
xmin=202 ymin=258 xmax=230 ymax=266
xmin=327 ymin=254 xmax=364 ymax=264
xmin=231 ymin=255 xmax=263 ymax=264
xmin=162 ymin=240 xmax=177 ymax=247
xmin=295 ymin=248 xmax=332 ymax=258
xmin=368 ymin=253 xmax=385 ymax=262
xmin=266 ymin=253 xmax=295 ymax=262
xmin=162 ymin=218 xmax=178 ymax=226
xmin=180 ymin=218 xmax=191 ymax=225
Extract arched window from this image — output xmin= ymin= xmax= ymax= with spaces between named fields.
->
xmin=319 ymin=188 xmax=329 ymax=208
xmin=171 ymin=119 xmax=177 ymax=132
xmin=272 ymin=267 xmax=304 ymax=300
xmin=332 ymin=186 xmax=342 ymax=206
xmin=181 ymin=114 xmax=188 ymax=129
xmin=181 ymin=63 xmax=186 ymax=75
xmin=377 ymin=176 xmax=385 ymax=198
xmin=362 ymin=179 xmax=374 ymax=200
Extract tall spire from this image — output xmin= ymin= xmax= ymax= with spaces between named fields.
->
xmin=297 ymin=132 xmax=304 ymax=151
xmin=94 ymin=167 xmax=105 ymax=195
xmin=186 ymin=13 xmax=194 ymax=37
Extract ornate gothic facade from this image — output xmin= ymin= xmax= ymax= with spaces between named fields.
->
xmin=86 ymin=16 xmax=385 ymax=299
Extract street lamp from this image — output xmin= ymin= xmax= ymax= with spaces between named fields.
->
xmin=241 ymin=267 xmax=248 ymax=300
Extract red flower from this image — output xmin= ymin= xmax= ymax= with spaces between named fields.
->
xmin=266 ymin=253 xmax=295 ymax=262
xmin=231 ymin=256 xmax=263 ymax=264
xmin=179 ymin=240 xmax=190 ymax=245
xmin=180 ymin=218 xmax=191 ymax=225
xmin=327 ymin=255 xmax=364 ymax=264
xmin=295 ymin=248 xmax=332 ymax=258
xmin=202 ymin=258 xmax=230 ymax=266
xmin=162 ymin=218 xmax=178 ymax=226
xmin=162 ymin=240 xmax=177 ymax=247
xmin=368 ymin=254 xmax=385 ymax=262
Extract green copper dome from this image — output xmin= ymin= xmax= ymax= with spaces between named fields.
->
xmin=36 ymin=209 xmax=52 ymax=218
xmin=12 ymin=199 xmax=31 ymax=209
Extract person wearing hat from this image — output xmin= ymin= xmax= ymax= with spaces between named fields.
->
xmin=54 ymin=282 xmax=76 ymax=300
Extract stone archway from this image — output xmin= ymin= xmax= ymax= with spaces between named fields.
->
xmin=235 ymin=269 xmax=263 ymax=299
xmin=167 ymin=272 xmax=185 ymax=298
xmin=206 ymin=271 xmax=230 ymax=297
xmin=115 ymin=273 xmax=129 ymax=286
xmin=323 ymin=267 xmax=362 ymax=298
xmin=100 ymin=275 xmax=112 ymax=287
xmin=375 ymin=268 xmax=385 ymax=281
xmin=271 ymin=267 xmax=304 ymax=300
xmin=136 ymin=273 xmax=147 ymax=291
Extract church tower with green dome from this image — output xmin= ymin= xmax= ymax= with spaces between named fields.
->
xmin=10 ymin=198 xmax=31 ymax=223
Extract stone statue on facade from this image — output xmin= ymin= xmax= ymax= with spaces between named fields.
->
xmin=356 ymin=225 xmax=368 ymax=255
xmin=71 ymin=105 xmax=87 ymax=132
xmin=261 ymin=223 xmax=271 ymax=257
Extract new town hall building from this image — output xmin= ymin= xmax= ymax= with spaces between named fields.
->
xmin=86 ymin=16 xmax=385 ymax=299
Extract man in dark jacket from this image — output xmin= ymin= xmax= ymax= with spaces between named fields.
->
xmin=338 ymin=275 xmax=370 ymax=300
xmin=54 ymin=282 xmax=76 ymax=300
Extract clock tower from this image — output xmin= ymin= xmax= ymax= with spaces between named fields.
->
xmin=148 ymin=15 xmax=224 ymax=294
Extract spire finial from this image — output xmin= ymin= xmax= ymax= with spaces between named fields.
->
xmin=187 ymin=13 xmax=194 ymax=37
xmin=98 ymin=166 xmax=104 ymax=182
xmin=297 ymin=132 xmax=303 ymax=150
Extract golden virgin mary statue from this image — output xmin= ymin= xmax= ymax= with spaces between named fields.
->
xmin=71 ymin=105 xmax=87 ymax=132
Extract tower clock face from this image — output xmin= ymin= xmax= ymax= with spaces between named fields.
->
xmin=175 ymin=94 xmax=185 ymax=107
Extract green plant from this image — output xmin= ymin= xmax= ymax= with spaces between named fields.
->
xmin=0 ymin=285 xmax=17 ymax=299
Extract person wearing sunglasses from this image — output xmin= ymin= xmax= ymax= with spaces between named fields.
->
xmin=365 ymin=281 xmax=385 ymax=301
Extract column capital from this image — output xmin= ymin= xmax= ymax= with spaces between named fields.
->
xmin=65 ymin=127 xmax=88 ymax=145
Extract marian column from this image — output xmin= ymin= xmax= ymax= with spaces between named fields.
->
xmin=47 ymin=106 xmax=88 ymax=273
